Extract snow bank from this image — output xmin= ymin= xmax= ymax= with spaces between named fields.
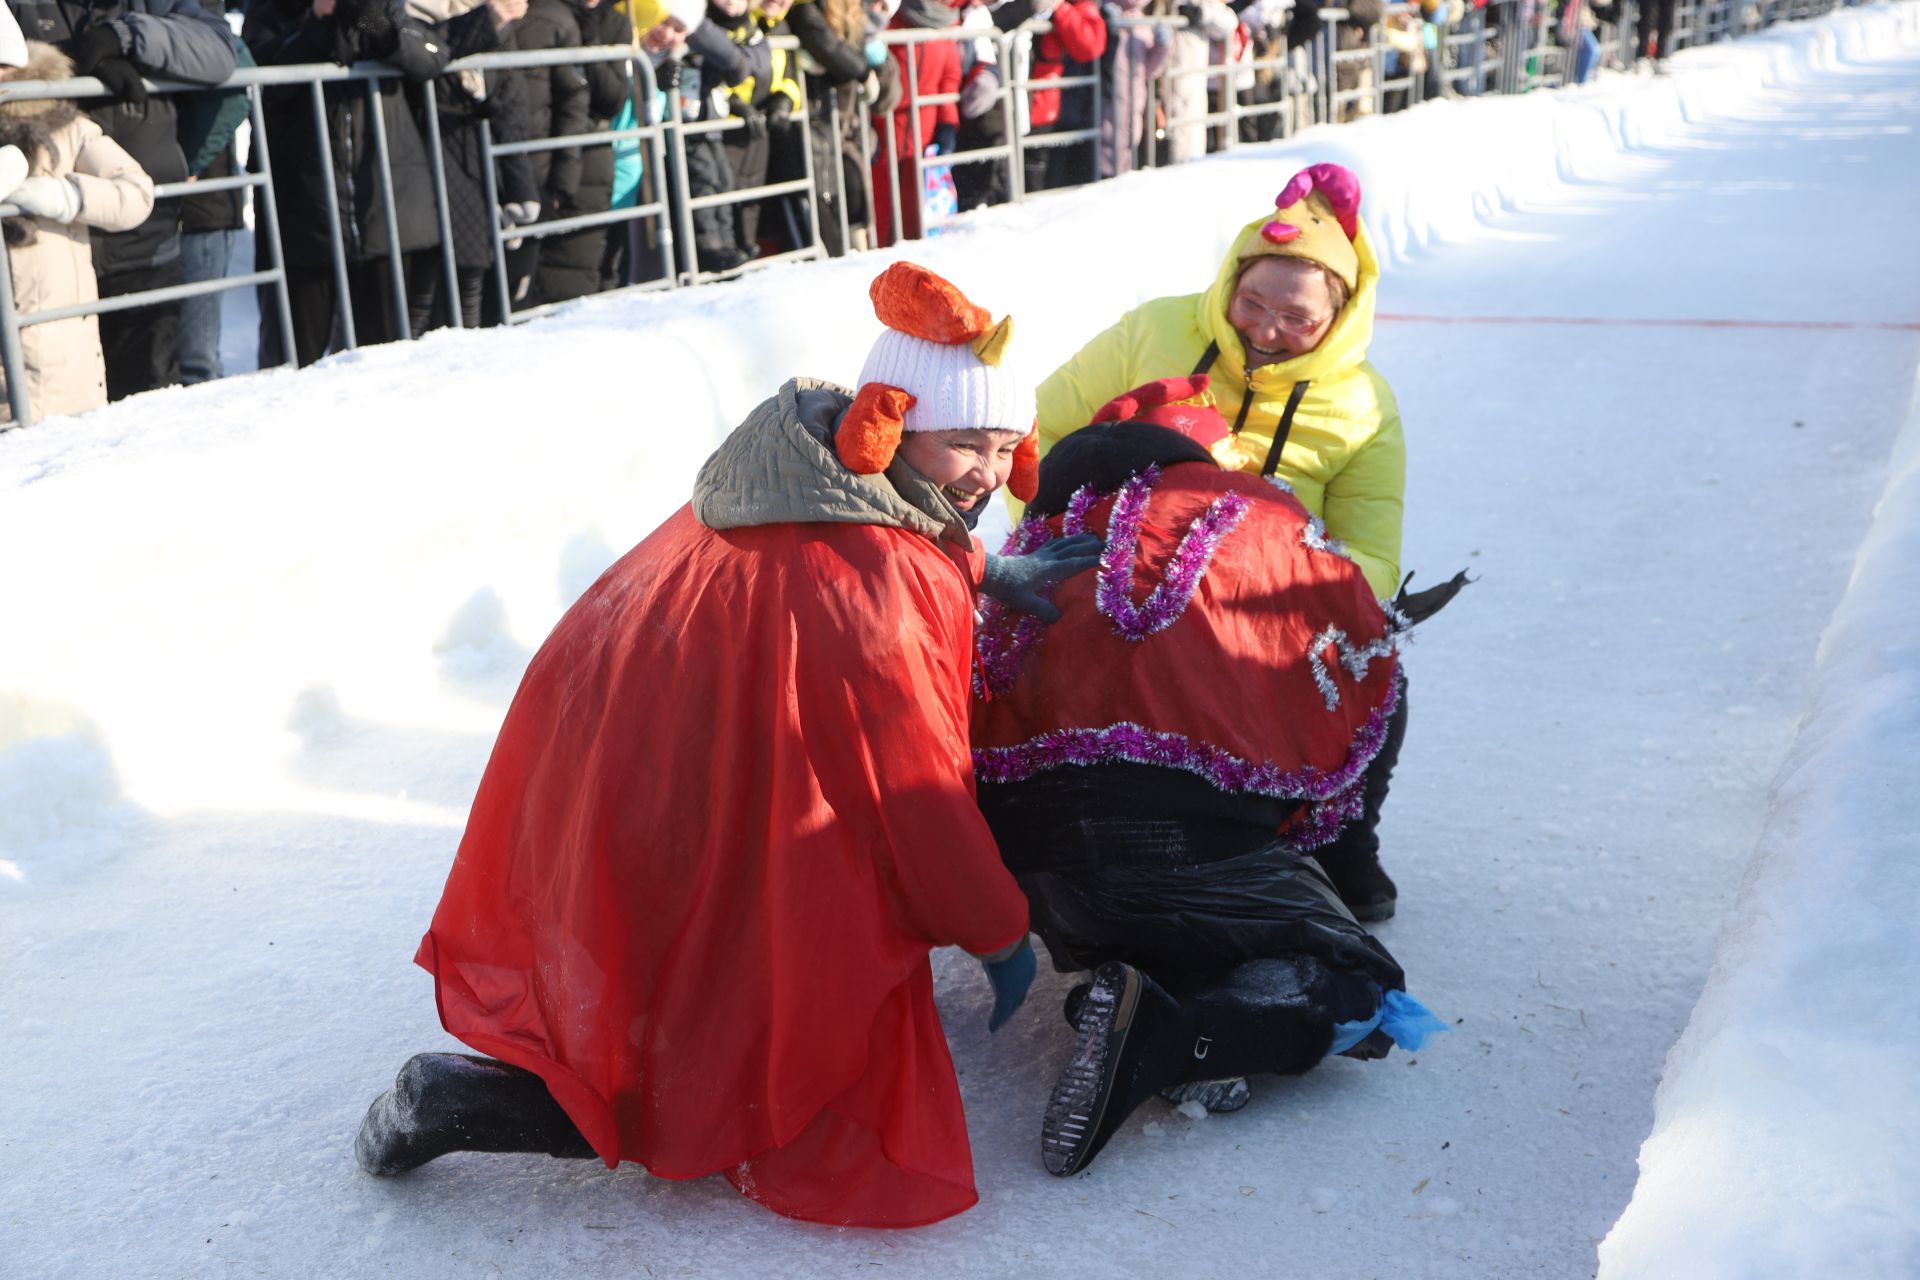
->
xmin=1597 ymin=371 xmax=1920 ymax=1277
xmin=5 ymin=1 xmax=1910 ymax=846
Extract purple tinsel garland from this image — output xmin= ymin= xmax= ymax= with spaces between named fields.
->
xmin=1305 ymin=624 xmax=1399 ymax=712
xmin=972 ymin=670 xmax=1403 ymax=852
xmin=1060 ymin=466 xmax=1252 ymax=643
xmin=974 ymin=514 xmax=1058 ymax=697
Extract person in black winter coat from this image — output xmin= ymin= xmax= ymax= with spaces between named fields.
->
xmin=10 ymin=0 xmax=236 ymax=399
xmin=512 ymin=0 xmax=632 ymax=307
xmin=243 ymin=0 xmax=465 ymax=366
xmin=405 ymin=0 xmax=531 ymax=330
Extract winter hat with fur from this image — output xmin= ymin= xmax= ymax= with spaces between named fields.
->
xmin=1237 ymin=162 xmax=1362 ymax=293
xmin=841 ymin=262 xmax=1039 ymax=501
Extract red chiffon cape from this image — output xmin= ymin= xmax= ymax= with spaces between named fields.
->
xmin=418 ymin=505 xmax=1030 ymax=1227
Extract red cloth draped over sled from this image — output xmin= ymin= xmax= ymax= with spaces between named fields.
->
xmin=418 ymin=505 xmax=1030 ymax=1228
xmin=971 ymin=463 xmax=1400 ymax=848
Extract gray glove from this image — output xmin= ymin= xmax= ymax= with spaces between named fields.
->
xmin=980 ymin=533 xmax=1103 ymax=622
xmin=8 ymin=176 xmax=83 ymax=224
xmin=960 ymin=65 xmax=1000 ymax=119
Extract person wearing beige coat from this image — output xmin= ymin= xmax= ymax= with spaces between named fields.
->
xmin=0 ymin=41 xmax=156 ymax=425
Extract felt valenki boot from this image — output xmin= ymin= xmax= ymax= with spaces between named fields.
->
xmin=354 ymin=1053 xmax=595 ymax=1176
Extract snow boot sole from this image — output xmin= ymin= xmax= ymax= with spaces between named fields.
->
xmin=1042 ymin=963 xmax=1142 ymax=1177
xmin=1159 ymin=1076 xmax=1252 ymax=1114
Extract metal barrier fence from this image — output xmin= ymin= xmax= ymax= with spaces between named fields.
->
xmin=0 ymin=0 xmax=1857 ymax=425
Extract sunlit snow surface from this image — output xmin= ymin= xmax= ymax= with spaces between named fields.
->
xmin=4 ymin=6 xmax=1919 ymax=1276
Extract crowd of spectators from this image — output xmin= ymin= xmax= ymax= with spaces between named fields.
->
xmin=0 ymin=0 xmax=1664 ymax=420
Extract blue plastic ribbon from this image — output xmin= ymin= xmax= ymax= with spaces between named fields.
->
xmin=1329 ymin=989 xmax=1450 ymax=1055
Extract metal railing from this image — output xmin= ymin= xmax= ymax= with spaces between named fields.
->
xmin=0 ymin=0 xmax=1861 ymax=425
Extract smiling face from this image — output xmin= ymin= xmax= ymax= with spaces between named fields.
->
xmin=894 ymin=427 xmax=1028 ymax=515
xmin=1227 ymin=257 xmax=1341 ymax=370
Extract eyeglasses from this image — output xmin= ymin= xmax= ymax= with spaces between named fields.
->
xmin=1229 ymin=295 xmax=1333 ymax=335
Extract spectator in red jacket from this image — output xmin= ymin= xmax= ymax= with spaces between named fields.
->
xmin=1021 ymin=0 xmax=1103 ymax=191
xmin=871 ymin=0 xmax=960 ymax=245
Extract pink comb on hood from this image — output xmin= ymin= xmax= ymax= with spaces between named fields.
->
xmin=1273 ymin=163 xmax=1362 ymax=240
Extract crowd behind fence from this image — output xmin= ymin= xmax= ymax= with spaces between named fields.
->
xmin=0 ymin=0 xmax=1865 ymax=426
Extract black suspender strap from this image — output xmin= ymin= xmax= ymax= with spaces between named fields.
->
xmin=1260 ymin=379 xmax=1311 ymax=477
xmin=1192 ymin=341 xmax=1308 ymax=477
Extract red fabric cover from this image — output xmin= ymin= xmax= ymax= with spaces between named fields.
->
xmin=971 ymin=465 xmax=1396 ymax=809
xmin=1029 ymin=0 xmax=1108 ymax=128
xmin=872 ymin=23 xmax=961 ymax=246
xmin=418 ymin=505 xmax=1029 ymax=1228
xmin=1089 ymin=375 xmax=1229 ymax=450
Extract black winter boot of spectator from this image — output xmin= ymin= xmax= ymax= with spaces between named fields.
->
xmin=354 ymin=1053 xmax=595 ymax=1176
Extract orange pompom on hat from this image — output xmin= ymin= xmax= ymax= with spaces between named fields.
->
xmin=838 ymin=262 xmax=1040 ymax=502
xmin=1089 ymin=375 xmax=1230 ymax=452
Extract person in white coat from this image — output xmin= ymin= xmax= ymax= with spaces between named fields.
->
xmin=0 ymin=10 xmax=156 ymax=424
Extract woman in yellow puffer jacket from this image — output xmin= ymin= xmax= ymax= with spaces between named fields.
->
xmin=1032 ymin=161 xmax=1409 ymax=922
xmin=1034 ymin=161 xmax=1403 ymax=603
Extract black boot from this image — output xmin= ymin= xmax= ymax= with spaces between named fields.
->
xmin=354 ymin=1053 xmax=596 ymax=1176
xmin=1042 ymin=963 xmax=1199 ymax=1177
xmin=1317 ymin=850 xmax=1398 ymax=923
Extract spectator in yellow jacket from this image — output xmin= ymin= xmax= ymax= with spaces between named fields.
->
xmin=1032 ymin=161 xmax=1410 ymax=922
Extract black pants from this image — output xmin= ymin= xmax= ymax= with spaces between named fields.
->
xmin=97 ymin=262 xmax=183 ymax=401
xmin=407 ymin=262 xmax=486 ymax=334
xmin=260 ymin=257 xmax=423 ymax=369
xmin=1022 ymin=121 xmax=1097 ymax=195
xmin=1637 ymin=0 xmax=1677 ymax=58
xmin=1313 ymin=673 xmax=1409 ymax=868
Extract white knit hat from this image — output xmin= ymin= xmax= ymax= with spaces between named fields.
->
xmin=660 ymin=0 xmax=707 ymax=38
xmin=0 ymin=6 xmax=29 ymax=70
xmin=836 ymin=262 xmax=1041 ymax=501
xmin=857 ymin=328 xmax=1034 ymax=435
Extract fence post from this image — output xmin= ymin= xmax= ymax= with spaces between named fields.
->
xmin=307 ymin=80 xmax=357 ymax=352
xmin=420 ymin=78 xmax=464 ymax=328
xmin=1003 ymin=31 xmax=1026 ymax=201
xmin=244 ymin=83 xmax=298 ymax=368
xmin=362 ymin=77 xmax=413 ymax=341
xmin=667 ymin=67 xmax=700 ymax=283
xmin=634 ymin=56 xmax=675 ymax=283
xmin=906 ymin=40 xmax=924 ymax=241
xmin=476 ymin=116 xmax=516 ymax=324
xmin=0 ymin=238 xmax=33 ymax=427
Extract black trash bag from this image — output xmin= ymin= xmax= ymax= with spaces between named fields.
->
xmin=978 ymin=762 xmax=1404 ymax=995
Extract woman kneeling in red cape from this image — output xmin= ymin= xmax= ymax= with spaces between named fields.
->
xmin=352 ymin=263 xmax=1101 ymax=1228
xmin=970 ymin=376 xmax=1446 ymax=1177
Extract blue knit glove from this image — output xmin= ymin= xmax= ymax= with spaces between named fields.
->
xmin=979 ymin=937 xmax=1035 ymax=1032
xmin=864 ymin=39 xmax=888 ymax=67
xmin=980 ymin=534 xmax=1102 ymax=623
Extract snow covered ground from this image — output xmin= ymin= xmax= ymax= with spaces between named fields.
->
xmin=5 ymin=5 xmax=1920 ymax=1275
